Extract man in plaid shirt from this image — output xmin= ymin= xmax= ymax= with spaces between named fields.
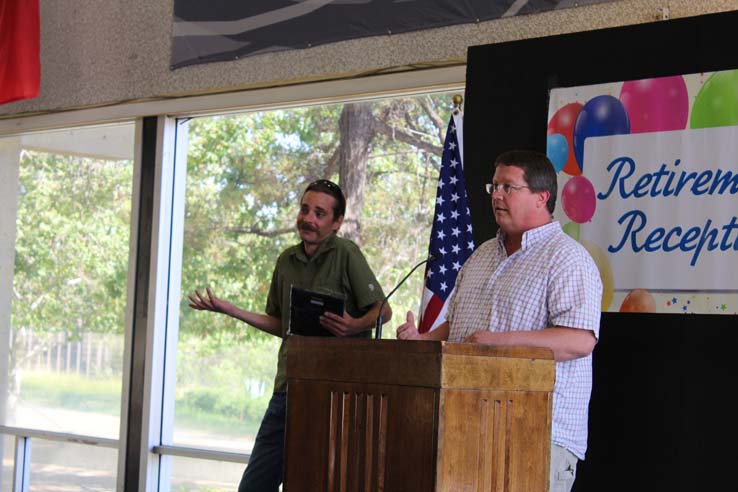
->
xmin=397 ymin=150 xmax=602 ymax=492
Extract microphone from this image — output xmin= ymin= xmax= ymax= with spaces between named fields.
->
xmin=375 ymin=254 xmax=437 ymax=339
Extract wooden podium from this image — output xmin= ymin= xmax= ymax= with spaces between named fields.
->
xmin=284 ymin=337 xmax=554 ymax=492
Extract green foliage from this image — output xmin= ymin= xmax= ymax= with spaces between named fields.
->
xmin=13 ymin=150 xmax=133 ymax=336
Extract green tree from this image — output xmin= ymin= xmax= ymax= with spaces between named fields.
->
xmin=13 ymin=152 xmax=132 ymax=335
xmin=10 ymin=150 xmax=132 ymax=418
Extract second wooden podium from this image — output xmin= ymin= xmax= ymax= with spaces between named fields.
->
xmin=284 ymin=337 xmax=554 ymax=492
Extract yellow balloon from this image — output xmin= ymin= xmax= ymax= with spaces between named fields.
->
xmin=580 ymin=240 xmax=614 ymax=312
xmin=563 ymin=221 xmax=580 ymax=241
xmin=619 ymin=289 xmax=656 ymax=313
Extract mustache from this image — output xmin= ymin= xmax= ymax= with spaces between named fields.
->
xmin=299 ymin=223 xmax=318 ymax=232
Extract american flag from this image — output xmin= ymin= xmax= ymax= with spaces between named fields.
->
xmin=418 ymin=112 xmax=474 ymax=333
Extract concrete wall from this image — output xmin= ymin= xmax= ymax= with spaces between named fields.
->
xmin=1 ymin=0 xmax=738 ymax=119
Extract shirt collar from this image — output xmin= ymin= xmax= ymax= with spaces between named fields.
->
xmin=293 ymin=233 xmax=338 ymax=263
xmin=496 ymin=220 xmax=560 ymax=252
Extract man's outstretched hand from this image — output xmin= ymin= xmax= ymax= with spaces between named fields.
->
xmin=188 ymin=287 xmax=234 ymax=316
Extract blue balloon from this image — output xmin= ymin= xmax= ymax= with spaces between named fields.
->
xmin=546 ymin=133 xmax=568 ymax=173
xmin=573 ymin=95 xmax=630 ymax=171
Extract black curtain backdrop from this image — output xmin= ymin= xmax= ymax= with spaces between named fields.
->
xmin=170 ymin=0 xmax=612 ymax=68
xmin=463 ymin=10 xmax=738 ymax=492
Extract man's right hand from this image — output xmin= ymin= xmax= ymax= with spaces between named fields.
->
xmin=188 ymin=287 xmax=234 ymax=316
xmin=396 ymin=311 xmax=423 ymax=340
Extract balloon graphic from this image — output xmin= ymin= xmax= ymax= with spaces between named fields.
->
xmin=619 ymin=76 xmax=689 ymax=133
xmin=546 ymin=133 xmax=568 ymax=172
xmin=562 ymin=221 xmax=580 ymax=241
xmin=690 ymin=69 xmax=738 ymax=129
xmin=547 ymin=102 xmax=583 ymax=176
xmin=573 ymin=95 xmax=630 ymax=171
xmin=581 ymin=240 xmax=613 ymax=312
xmin=619 ymin=289 xmax=656 ymax=313
xmin=561 ymin=176 xmax=596 ymax=223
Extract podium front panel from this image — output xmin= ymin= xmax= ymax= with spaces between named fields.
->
xmin=436 ymin=389 xmax=552 ymax=492
xmin=284 ymin=337 xmax=554 ymax=491
xmin=285 ymin=380 xmax=438 ymax=492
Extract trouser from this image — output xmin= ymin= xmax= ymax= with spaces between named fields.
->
xmin=238 ymin=392 xmax=287 ymax=492
xmin=549 ymin=444 xmax=579 ymax=492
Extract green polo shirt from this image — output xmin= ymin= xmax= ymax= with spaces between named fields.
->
xmin=266 ymin=234 xmax=385 ymax=392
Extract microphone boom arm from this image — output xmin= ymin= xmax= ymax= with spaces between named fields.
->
xmin=375 ymin=255 xmax=435 ymax=339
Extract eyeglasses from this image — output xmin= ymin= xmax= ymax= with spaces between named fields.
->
xmin=485 ymin=183 xmax=529 ymax=195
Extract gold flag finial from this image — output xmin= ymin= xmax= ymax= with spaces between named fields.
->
xmin=452 ymin=94 xmax=463 ymax=114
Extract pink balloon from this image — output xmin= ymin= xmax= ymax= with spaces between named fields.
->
xmin=619 ymin=76 xmax=688 ymax=133
xmin=561 ymin=176 xmax=596 ymax=224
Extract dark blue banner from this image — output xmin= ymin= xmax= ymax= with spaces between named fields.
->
xmin=171 ymin=0 xmax=614 ymax=69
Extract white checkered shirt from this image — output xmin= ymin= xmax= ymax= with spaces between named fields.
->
xmin=447 ymin=221 xmax=602 ymax=459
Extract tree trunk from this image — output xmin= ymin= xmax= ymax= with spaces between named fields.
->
xmin=338 ymin=103 xmax=376 ymax=246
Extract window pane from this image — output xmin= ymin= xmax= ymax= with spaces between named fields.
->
xmin=29 ymin=439 xmax=117 ymax=491
xmin=2 ymin=124 xmax=134 ymax=440
xmin=173 ymin=93 xmax=453 ymax=456
xmin=12 ymin=333 xmax=124 ymax=437
xmin=1 ymin=435 xmax=13 ymax=492
xmin=169 ymin=456 xmax=243 ymax=492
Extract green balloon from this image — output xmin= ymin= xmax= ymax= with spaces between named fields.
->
xmin=563 ymin=221 xmax=580 ymax=241
xmin=690 ymin=70 xmax=738 ymax=129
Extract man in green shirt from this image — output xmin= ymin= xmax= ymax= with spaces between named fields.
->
xmin=188 ymin=179 xmax=390 ymax=492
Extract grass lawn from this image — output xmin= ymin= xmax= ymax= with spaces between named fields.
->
xmin=19 ymin=371 xmax=265 ymax=437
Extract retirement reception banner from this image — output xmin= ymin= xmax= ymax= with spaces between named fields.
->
xmin=548 ymin=70 xmax=738 ymax=315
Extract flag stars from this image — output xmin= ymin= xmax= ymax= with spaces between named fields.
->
xmin=438 ymin=247 xmax=447 ymax=256
xmin=452 ymin=261 xmax=462 ymax=271
xmin=437 ymin=230 xmax=446 ymax=240
xmin=467 ymin=224 xmax=473 ymax=233
xmin=438 ymin=179 xmax=445 ymax=190
xmin=467 ymin=240 xmax=475 ymax=250
xmin=450 ymin=210 xmax=459 ymax=220
xmin=450 ymin=158 xmax=459 ymax=168
xmin=448 ymin=142 xmax=457 ymax=151
xmin=440 ymin=281 xmax=448 ymax=292
xmin=451 ymin=192 xmax=459 ymax=202
xmin=451 ymin=228 xmax=460 ymax=238
xmin=449 ymin=176 xmax=458 ymax=185
xmin=451 ymin=243 xmax=461 ymax=254
xmin=439 ymin=265 xmax=448 ymax=275
xmin=436 ymin=212 xmax=446 ymax=223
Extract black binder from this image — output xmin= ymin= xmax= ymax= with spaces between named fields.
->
xmin=289 ymin=286 xmax=345 ymax=337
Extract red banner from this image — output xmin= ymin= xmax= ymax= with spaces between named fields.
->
xmin=0 ymin=0 xmax=40 ymax=105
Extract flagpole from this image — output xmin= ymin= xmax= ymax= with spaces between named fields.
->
xmin=452 ymin=94 xmax=464 ymax=166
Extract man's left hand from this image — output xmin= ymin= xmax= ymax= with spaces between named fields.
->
xmin=320 ymin=311 xmax=362 ymax=337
